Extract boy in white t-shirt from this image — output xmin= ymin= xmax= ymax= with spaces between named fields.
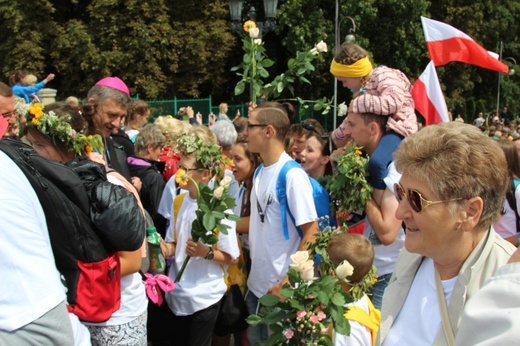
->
xmin=162 ymin=134 xmax=240 ymax=346
xmin=327 ymin=233 xmax=380 ymax=346
xmin=245 ymin=102 xmax=319 ymax=345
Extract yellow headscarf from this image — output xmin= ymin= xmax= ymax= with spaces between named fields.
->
xmin=330 ymin=56 xmax=373 ymax=78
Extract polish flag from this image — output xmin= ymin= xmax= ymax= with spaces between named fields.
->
xmin=421 ymin=16 xmax=508 ymax=73
xmin=412 ymin=61 xmax=449 ymax=125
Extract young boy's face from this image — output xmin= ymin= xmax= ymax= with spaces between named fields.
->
xmin=179 ymin=155 xmax=207 ymax=195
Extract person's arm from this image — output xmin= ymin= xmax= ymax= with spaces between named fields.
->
xmin=365 ymin=187 xmax=402 ymax=245
xmin=161 ymin=240 xmax=176 ymax=259
xmin=118 ymin=248 xmax=143 ymax=276
xmin=185 ymin=238 xmax=239 ymax=265
xmin=235 ymin=215 xmax=250 ymax=234
xmin=331 ymin=117 xmax=352 ymax=148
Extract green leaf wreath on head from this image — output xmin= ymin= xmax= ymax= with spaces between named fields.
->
xmin=173 ymin=134 xmax=239 ymax=282
xmin=24 ymin=101 xmax=104 ymax=156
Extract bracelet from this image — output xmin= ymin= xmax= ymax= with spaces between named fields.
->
xmin=516 ymin=234 xmax=520 ymax=247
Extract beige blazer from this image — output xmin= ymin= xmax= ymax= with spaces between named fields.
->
xmin=378 ymin=228 xmax=515 ymax=346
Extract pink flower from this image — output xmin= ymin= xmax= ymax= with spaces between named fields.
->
xmin=283 ymin=329 xmax=294 ymax=339
xmin=307 ymin=294 xmax=315 ymax=299
xmin=296 ymin=310 xmax=307 ymax=321
xmin=310 ymin=315 xmax=319 ymax=324
xmin=317 ymin=310 xmax=326 ymax=321
xmin=321 ymin=328 xmax=328 ymax=335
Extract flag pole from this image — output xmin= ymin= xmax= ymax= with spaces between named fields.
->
xmin=496 ymin=41 xmax=503 ymax=118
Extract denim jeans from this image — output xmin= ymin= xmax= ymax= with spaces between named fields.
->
xmin=244 ymin=290 xmax=268 ymax=346
xmin=369 ymin=273 xmax=392 ymax=310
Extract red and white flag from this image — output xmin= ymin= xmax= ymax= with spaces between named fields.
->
xmin=412 ymin=61 xmax=449 ymax=125
xmin=421 ymin=16 xmax=508 ymax=73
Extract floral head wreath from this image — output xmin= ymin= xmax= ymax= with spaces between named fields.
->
xmin=309 ymin=227 xmax=378 ymax=301
xmin=24 ymin=102 xmax=104 ymax=156
xmin=176 ymin=133 xmax=230 ymax=178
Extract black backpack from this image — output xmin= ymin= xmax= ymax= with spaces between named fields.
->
xmin=0 ymin=139 xmax=143 ymax=322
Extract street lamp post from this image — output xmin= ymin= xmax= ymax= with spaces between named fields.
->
xmin=496 ymin=41 xmax=517 ymax=117
xmin=229 ymin=0 xmax=279 ymax=38
xmin=332 ymin=5 xmax=356 ymax=129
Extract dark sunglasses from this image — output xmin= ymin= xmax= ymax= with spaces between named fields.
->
xmin=394 ymin=183 xmax=466 ymax=213
xmin=301 ymin=121 xmax=319 ymax=135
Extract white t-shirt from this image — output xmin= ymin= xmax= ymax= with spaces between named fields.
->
xmin=233 ymin=185 xmax=250 ymax=251
xmin=493 ymin=185 xmax=520 ymax=239
xmin=165 ymin=194 xmax=240 ymax=315
xmin=0 ymin=151 xmax=67 ymax=331
xmin=383 ymin=257 xmax=457 ymax=346
xmin=364 ymin=162 xmax=405 ymax=276
xmin=333 ymin=294 xmax=372 ymax=346
xmin=125 ymin=129 xmax=139 ymax=142
xmin=247 ymin=152 xmax=318 ymax=297
xmin=68 ymin=313 xmax=92 ymax=346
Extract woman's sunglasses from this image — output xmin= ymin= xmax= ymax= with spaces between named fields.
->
xmin=394 ymin=183 xmax=466 ymax=213
xmin=301 ymin=121 xmax=319 ymax=135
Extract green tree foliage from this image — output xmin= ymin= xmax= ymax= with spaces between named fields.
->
xmin=0 ymin=0 xmax=518 ymax=115
xmin=0 ymin=1 xmax=56 ymax=79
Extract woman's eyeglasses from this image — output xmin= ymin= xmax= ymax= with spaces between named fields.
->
xmin=394 ymin=183 xmax=466 ymax=213
xmin=180 ymin=164 xmax=200 ymax=172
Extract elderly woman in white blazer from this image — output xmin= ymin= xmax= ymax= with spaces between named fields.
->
xmin=378 ymin=122 xmax=516 ymax=346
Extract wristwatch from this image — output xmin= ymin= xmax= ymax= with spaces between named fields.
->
xmin=204 ymin=246 xmax=214 ymax=260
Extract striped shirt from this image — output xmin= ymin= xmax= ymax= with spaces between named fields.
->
xmin=332 ymin=66 xmax=418 ymax=146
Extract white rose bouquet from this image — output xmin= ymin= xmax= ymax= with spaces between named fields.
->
xmin=247 ymin=248 xmax=353 ymax=345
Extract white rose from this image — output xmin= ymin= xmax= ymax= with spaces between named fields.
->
xmin=338 ymin=102 xmax=348 ymax=117
xmin=254 ymin=38 xmax=263 ymax=45
xmin=316 ymin=40 xmax=327 ymax=53
xmin=300 ymin=260 xmax=315 ymax=281
xmin=290 ymin=251 xmax=309 ymax=271
xmin=249 ymin=27 xmax=260 ymax=39
xmin=219 ymin=176 xmax=232 ymax=188
xmin=213 ymin=186 xmax=225 ymax=199
xmin=335 ymin=260 xmax=354 ymax=282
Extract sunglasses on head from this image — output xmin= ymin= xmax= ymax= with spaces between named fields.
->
xmin=394 ymin=183 xmax=466 ymax=213
xmin=301 ymin=121 xmax=319 ymax=135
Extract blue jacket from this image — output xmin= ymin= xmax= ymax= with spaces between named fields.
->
xmin=12 ymin=81 xmax=46 ymax=103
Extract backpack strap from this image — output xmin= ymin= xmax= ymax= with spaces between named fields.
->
xmin=343 ymin=297 xmax=381 ymax=346
xmin=172 ymin=193 xmax=187 ymax=243
xmin=253 ymin=163 xmax=264 ymax=179
xmin=276 ymin=160 xmax=304 ymax=240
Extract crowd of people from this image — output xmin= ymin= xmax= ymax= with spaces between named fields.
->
xmin=1 ymin=41 xmax=520 ymax=346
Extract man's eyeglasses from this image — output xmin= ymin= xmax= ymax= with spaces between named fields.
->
xmin=247 ymin=122 xmax=268 ymax=128
xmin=394 ymin=183 xmax=466 ymax=213
xmin=1 ymin=111 xmax=15 ymax=120
xmin=301 ymin=121 xmax=319 ymax=135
